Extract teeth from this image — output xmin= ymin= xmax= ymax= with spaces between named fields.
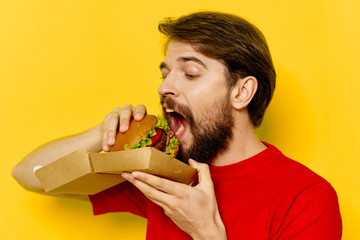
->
xmin=175 ymin=124 xmax=185 ymax=136
xmin=166 ymin=109 xmax=174 ymax=113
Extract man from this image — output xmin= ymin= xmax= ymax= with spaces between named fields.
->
xmin=12 ymin=11 xmax=342 ymax=239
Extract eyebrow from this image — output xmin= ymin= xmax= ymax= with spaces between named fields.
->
xmin=159 ymin=56 xmax=208 ymax=70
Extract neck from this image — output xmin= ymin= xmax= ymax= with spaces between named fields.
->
xmin=208 ymin=115 xmax=267 ymax=167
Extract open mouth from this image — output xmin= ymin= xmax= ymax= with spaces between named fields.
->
xmin=165 ymin=109 xmax=187 ymax=138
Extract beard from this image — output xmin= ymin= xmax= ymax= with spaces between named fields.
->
xmin=161 ymin=94 xmax=233 ymax=164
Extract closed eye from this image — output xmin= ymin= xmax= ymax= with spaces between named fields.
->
xmin=185 ymin=74 xmax=198 ymax=80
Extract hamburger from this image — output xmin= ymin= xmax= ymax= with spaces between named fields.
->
xmin=110 ymin=115 xmax=179 ymax=158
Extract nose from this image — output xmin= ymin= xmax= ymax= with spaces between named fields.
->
xmin=158 ymin=76 xmax=180 ymax=97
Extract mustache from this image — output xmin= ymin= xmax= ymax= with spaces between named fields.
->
xmin=160 ymin=96 xmax=195 ymax=127
xmin=160 ymin=96 xmax=176 ymax=111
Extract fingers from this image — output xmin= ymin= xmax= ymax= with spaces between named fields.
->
xmin=101 ymin=104 xmax=147 ymax=151
xmin=101 ymin=108 xmax=120 ymax=152
xmin=106 ymin=108 xmax=121 ymax=142
xmin=119 ymin=104 xmax=135 ymax=132
xmin=133 ymin=104 xmax=147 ymax=121
xmin=123 ymin=171 xmax=185 ymax=196
xmin=189 ymin=159 xmax=213 ymax=190
xmin=122 ymin=172 xmax=173 ymax=208
xmin=119 ymin=104 xmax=147 ymax=132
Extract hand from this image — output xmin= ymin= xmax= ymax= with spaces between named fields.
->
xmin=122 ymin=159 xmax=227 ymax=240
xmin=100 ymin=104 xmax=147 ymax=152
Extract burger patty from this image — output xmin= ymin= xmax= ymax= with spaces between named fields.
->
xmin=153 ymin=129 xmax=167 ymax=152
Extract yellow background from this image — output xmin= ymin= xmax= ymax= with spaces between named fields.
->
xmin=1 ymin=0 xmax=359 ymax=239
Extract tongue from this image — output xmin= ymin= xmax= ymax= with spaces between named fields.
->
xmin=171 ymin=114 xmax=185 ymax=134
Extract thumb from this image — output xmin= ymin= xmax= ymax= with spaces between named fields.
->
xmin=189 ymin=159 xmax=213 ymax=189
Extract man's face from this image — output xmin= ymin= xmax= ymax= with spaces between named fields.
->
xmin=158 ymin=41 xmax=234 ymax=163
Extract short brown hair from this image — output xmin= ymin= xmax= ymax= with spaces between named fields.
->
xmin=158 ymin=11 xmax=276 ymax=127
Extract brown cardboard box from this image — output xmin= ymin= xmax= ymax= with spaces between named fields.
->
xmin=35 ymin=147 xmax=197 ymax=195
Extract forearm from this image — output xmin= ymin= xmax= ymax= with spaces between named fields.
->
xmin=12 ymin=124 xmax=103 ymax=192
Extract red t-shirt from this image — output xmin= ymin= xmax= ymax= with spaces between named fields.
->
xmin=89 ymin=143 xmax=342 ymax=239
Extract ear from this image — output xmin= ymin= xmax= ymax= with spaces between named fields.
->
xmin=230 ymin=76 xmax=258 ymax=110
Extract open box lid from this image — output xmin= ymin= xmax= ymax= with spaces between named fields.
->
xmin=90 ymin=147 xmax=197 ymax=185
xmin=35 ymin=147 xmax=197 ymax=195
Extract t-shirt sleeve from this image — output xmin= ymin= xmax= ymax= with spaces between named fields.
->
xmin=273 ymin=182 xmax=342 ymax=240
xmin=88 ymin=181 xmax=148 ymax=218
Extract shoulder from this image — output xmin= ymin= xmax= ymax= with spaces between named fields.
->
xmin=274 ymin=181 xmax=342 ymax=238
xmin=264 ymin=143 xmax=329 ymax=187
xmin=264 ymin=144 xmax=342 ymax=238
xmin=261 ymin=143 xmax=340 ymax=207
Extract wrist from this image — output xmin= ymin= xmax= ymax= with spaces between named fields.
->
xmin=83 ymin=124 xmax=103 ymax=152
xmin=193 ymin=214 xmax=227 ymax=240
xmin=193 ymin=227 xmax=227 ymax=240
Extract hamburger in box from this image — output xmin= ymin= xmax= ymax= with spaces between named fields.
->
xmin=35 ymin=115 xmax=197 ymax=195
